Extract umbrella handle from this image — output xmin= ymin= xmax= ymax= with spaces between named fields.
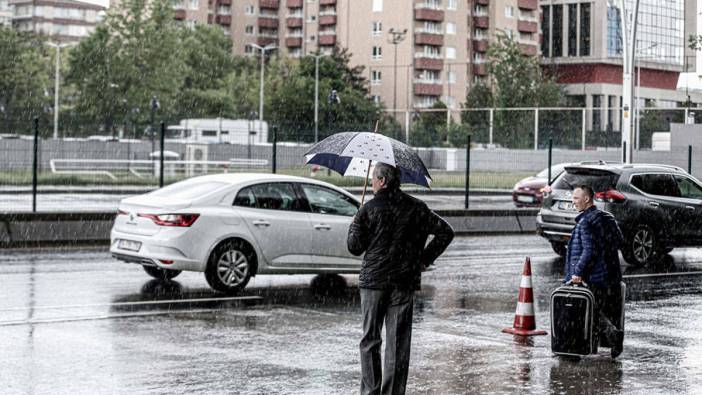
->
xmin=360 ymin=159 xmax=372 ymax=205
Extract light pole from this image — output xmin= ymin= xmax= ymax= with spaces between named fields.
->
xmin=616 ymin=0 xmax=641 ymax=163
xmin=149 ymin=96 xmax=159 ymax=156
xmin=388 ymin=28 xmax=408 ymax=120
xmin=307 ymin=53 xmax=326 ymax=143
xmin=44 ymin=42 xmax=75 ymax=140
xmin=250 ymin=43 xmax=277 ymax=138
xmin=635 ymin=42 xmax=656 ymax=150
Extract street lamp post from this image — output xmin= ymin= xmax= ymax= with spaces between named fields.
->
xmin=307 ymin=53 xmax=326 ymax=143
xmin=388 ymin=28 xmax=407 ymax=122
xmin=617 ymin=0 xmax=641 ymax=163
xmin=149 ymin=96 xmax=159 ymax=156
xmin=44 ymin=42 xmax=74 ymax=140
xmin=250 ymin=43 xmax=277 ymax=139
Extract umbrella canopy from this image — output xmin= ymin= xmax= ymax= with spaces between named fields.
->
xmin=304 ymin=132 xmax=432 ymax=187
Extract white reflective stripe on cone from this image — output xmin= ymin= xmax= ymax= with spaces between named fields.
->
xmin=520 ymin=275 xmax=533 ymax=289
xmin=515 ymin=302 xmax=535 ymax=316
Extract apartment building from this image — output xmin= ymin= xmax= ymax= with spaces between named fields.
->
xmin=167 ymin=0 xmax=540 ymax=113
xmin=540 ymin=0 xmax=702 ymax=131
xmin=10 ymin=0 xmax=106 ymax=42
xmin=0 ymin=0 xmax=13 ymax=27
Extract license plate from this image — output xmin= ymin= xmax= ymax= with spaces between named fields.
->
xmin=557 ymin=200 xmax=575 ymax=211
xmin=517 ymin=195 xmax=535 ymax=203
xmin=118 ymin=239 xmax=142 ymax=252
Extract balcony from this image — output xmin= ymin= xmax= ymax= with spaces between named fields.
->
xmin=215 ymin=14 xmax=231 ymax=25
xmin=517 ymin=20 xmax=538 ymax=33
xmin=319 ymin=15 xmax=336 ymax=25
xmin=472 ymin=64 xmax=487 ymax=76
xmin=257 ymin=36 xmax=277 ymax=46
xmin=286 ymin=37 xmax=302 ymax=47
xmin=258 ymin=17 xmax=279 ymax=28
xmin=414 ymin=8 xmax=444 ymax=22
xmin=260 ymin=0 xmax=279 ymax=9
xmin=320 ymin=0 xmax=336 ymax=4
xmin=517 ymin=0 xmax=537 ymax=10
xmin=415 ymin=32 xmax=444 ymax=46
xmin=287 ymin=17 xmax=303 ymax=27
xmin=472 ymin=39 xmax=488 ymax=52
xmin=473 ymin=16 xmax=489 ymax=29
xmin=174 ymin=9 xmax=186 ymax=20
xmin=518 ymin=43 xmax=538 ymax=56
xmin=414 ymin=57 xmax=444 ymax=71
xmin=286 ymin=0 xmax=302 ymax=7
xmin=217 ymin=0 xmax=231 ymax=5
xmin=475 ymin=0 xmax=489 ymax=5
xmin=414 ymin=82 xmax=443 ymax=96
xmin=319 ymin=34 xmax=336 ymax=46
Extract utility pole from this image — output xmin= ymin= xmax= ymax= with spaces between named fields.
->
xmin=44 ymin=42 xmax=74 ymax=140
xmin=250 ymin=43 xmax=277 ymax=139
xmin=618 ymin=0 xmax=640 ymax=163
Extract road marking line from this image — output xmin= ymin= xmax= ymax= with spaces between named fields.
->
xmin=0 ymin=308 xmax=229 ymax=327
xmin=0 ymin=295 xmax=263 ymax=312
xmin=623 ymin=271 xmax=702 ymax=279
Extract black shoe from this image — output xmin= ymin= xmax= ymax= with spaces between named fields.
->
xmin=611 ymin=331 xmax=624 ymax=359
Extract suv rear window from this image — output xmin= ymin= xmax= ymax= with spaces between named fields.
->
xmin=552 ymin=168 xmax=619 ymax=192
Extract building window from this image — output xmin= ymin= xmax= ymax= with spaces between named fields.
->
xmin=593 ymin=95 xmax=602 ymax=131
xmin=552 ymin=4 xmax=563 ymax=57
xmin=447 ymin=0 xmax=457 ymax=10
xmin=505 ymin=29 xmax=512 ymax=39
xmin=371 ymin=70 xmax=382 ymax=85
xmin=607 ymin=6 xmax=622 ymax=57
xmin=245 ymin=25 xmax=253 ymax=34
xmin=473 ymin=52 xmax=484 ymax=63
xmin=505 ymin=6 xmax=514 ymax=18
xmin=372 ymin=21 xmax=382 ymax=36
xmin=446 ymin=22 xmax=456 ymax=35
xmin=445 ymin=47 xmax=456 ymax=59
xmin=519 ymin=32 xmax=533 ymax=41
xmin=568 ymin=4 xmax=577 ymax=56
xmin=372 ymin=0 xmax=382 ymax=12
xmin=245 ymin=5 xmax=254 ymax=15
xmin=307 ymin=15 xmax=316 ymax=22
xmin=372 ymin=95 xmax=381 ymax=104
xmin=608 ymin=95 xmax=618 ymax=131
xmin=189 ymin=0 xmax=198 ymax=10
xmin=474 ymin=4 xmax=487 ymax=15
xmin=448 ymin=71 xmax=456 ymax=84
xmin=474 ymin=28 xmax=485 ymax=39
xmin=308 ymin=35 xmax=316 ymax=42
xmin=372 ymin=46 xmax=382 ymax=59
xmin=245 ymin=44 xmax=253 ymax=54
xmin=541 ymin=6 xmax=550 ymax=57
xmin=580 ymin=3 xmax=591 ymax=56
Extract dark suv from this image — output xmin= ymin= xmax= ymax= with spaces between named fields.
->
xmin=536 ymin=162 xmax=702 ymax=266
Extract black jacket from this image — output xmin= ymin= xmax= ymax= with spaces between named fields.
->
xmin=347 ymin=187 xmax=454 ymax=290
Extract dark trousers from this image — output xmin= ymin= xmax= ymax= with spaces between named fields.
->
xmin=359 ymin=287 xmax=414 ymax=395
xmin=591 ymin=284 xmax=624 ymax=348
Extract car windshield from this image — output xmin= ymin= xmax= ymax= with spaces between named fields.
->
xmin=552 ymin=168 xmax=620 ymax=192
xmin=536 ymin=164 xmax=567 ymax=178
xmin=150 ymin=181 xmax=228 ymax=199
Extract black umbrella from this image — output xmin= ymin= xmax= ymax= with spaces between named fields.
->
xmin=305 ymin=131 xmax=432 ymax=202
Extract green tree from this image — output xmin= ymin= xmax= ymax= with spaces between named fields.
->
xmin=410 ymin=101 xmax=448 ymax=147
xmin=462 ymin=35 xmax=568 ymax=148
xmin=0 ymin=27 xmax=51 ymax=134
xmin=67 ymin=0 xmax=184 ymax=136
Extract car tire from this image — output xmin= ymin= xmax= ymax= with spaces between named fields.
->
xmin=550 ymin=242 xmax=567 ymax=257
xmin=622 ymin=224 xmax=658 ymax=266
xmin=142 ymin=265 xmax=182 ymax=280
xmin=205 ymin=239 xmax=254 ymax=294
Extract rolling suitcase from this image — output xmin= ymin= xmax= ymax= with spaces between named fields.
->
xmin=550 ymin=283 xmax=596 ymax=357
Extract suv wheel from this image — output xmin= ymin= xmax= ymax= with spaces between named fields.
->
xmin=550 ymin=242 xmax=567 ymax=257
xmin=142 ymin=265 xmax=181 ymax=280
xmin=205 ymin=240 xmax=254 ymax=294
xmin=622 ymin=224 xmax=657 ymax=266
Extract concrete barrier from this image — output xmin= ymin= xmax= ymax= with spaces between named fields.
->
xmin=0 ymin=209 xmax=539 ymax=248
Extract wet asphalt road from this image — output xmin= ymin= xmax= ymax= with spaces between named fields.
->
xmin=2 ymin=235 xmax=702 ymax=394
xmin=0 ymin=193 xmax=520 ymax=212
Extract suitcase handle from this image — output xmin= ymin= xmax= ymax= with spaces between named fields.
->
xmin=565 ymin=280 xmax=589 ymax=288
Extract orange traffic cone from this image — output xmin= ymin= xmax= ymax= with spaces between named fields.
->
xmin=502 ymin=257 xmax=547 ymax=336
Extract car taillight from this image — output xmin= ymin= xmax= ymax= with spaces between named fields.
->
xmin=594 ymin=189 xmax=626 ymax=203
xmin=138 ymin=213 xmax=200 ymax=227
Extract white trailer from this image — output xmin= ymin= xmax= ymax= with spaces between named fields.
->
xmin=166 ymin=118 xmax=268 ymax=144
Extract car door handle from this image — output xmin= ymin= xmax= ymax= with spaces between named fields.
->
xmin=252 ymin=220 xmax=271 ymax=227
xmin=648 ymin=201 xmax=660 ymax=208
xmin=314 ymin=224 xmax=331 ymax=230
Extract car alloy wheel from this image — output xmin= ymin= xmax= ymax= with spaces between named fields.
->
xmin=217 ymin=249 xmax=249 ymax=287
xmin=632 ymin=227 xmax=654 ymax=263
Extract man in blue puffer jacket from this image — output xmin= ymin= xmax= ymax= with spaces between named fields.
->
xmin=565 ymin=185 xmax=625 ymax=358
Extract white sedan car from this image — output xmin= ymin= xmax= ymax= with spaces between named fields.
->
xmin=110 ymin=173 xmax=362 ymax=293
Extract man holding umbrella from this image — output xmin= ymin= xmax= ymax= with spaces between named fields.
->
xmin=347 ymin=162 xmax=454 ymax=395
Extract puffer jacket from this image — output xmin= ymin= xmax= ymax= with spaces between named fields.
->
xmin=564 ymin=206 xmax=623 ymax=287
xmin=347 ymin=187 xmax=454 ymax=291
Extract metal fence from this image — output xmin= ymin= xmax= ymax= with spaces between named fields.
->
xmin=1 ymin=110 xmax=701 ymax=212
